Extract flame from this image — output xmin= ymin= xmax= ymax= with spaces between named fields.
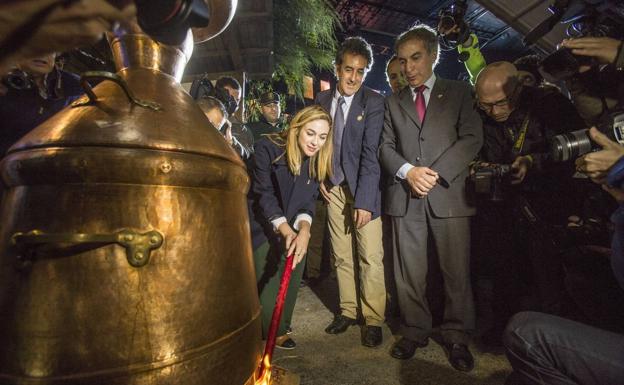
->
xmin=254 ymin=354 xmax=272 ymax=385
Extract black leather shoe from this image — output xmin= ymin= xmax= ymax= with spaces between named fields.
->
xmin=324 ymin=314 xmax=357 ymax=334
xmin=445 ymin=343 xmax=474 ymax=372
xmin=390 ymin=337 xmax=428 ymax=360
xmin=361 ymin=326 xmax=382 ymax=347
xmin=275 ymin=336 xmax=296 ymax=350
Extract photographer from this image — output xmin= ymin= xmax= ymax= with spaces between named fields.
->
xmin=196 ymin=96 xmax=251 ymax=160
xmin=190 ymin=76 xmax=253 ymax=160
xmin=504 ymin=128 xmax=624 ymax=385
xmin=0 ymin=52 xmax=83 ymax=156
xmin=472 ymin=61 xmax=586 ymax=341
xmin=437 ymin=25 xmax=485 ymax=86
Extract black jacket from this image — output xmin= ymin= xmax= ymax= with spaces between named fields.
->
xmin=247 ymin=138 xmax=319 ymax=250
xmin=247 ymin=116 xmax=286 ymax=142
xmin=479 ymin=86 xmax=587 ymax=222
xmin=480 ymin=86 xmax=586 ymax=182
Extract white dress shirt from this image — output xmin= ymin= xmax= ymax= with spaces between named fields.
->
xmin=331 ymin=89 xmax=355 ymax=124
xmin=396 ymin=73 xmax=437 ymax=179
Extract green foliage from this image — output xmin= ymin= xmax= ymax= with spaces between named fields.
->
xmin=273 ymin=0 xmax=340 ymax=99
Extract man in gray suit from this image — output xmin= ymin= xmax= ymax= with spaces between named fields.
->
xmin=379 ymin=25 xmax=483 ymax=371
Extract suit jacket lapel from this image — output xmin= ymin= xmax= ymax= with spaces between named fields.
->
xmin=319 ymin=90 xmax=333 ymax=115
xmin=345 ymin=88 xmax=364 ymax=130
xmin=421 ymin=78 xmax=448 ymax=130
xmin=398 ymin=87 xmax=421 ymax=128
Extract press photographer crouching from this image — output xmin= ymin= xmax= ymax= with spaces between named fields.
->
xmin=472 ymin=61 xmax=586 ymax=343
xmin=503 ymin=129 xmax=624 ymax=385
xmin=0 ymin=53 xmax=83 ymax=156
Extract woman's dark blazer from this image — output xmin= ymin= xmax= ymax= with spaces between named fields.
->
xmin=248 ymin=137 xmax=320 ymax=250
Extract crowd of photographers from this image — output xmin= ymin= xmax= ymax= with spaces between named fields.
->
xmin=433 ymin=10 xmax=624 ymax=382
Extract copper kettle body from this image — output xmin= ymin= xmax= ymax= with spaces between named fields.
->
xmin=0 ymin=13 xmax=261 ymax=385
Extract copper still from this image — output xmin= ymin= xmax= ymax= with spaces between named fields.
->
xmin=0 ymin=2 xmax=262 ymax=384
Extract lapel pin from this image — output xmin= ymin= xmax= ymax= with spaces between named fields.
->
xmin=357 ymin=115 xmax=363 ymax=121
xmin=437 ymin=94 xmax=443 ymax=98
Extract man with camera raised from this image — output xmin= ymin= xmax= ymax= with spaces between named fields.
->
xmin=554 ymin=37 xmax=624 ymax=126
xmin=502 ymin=36 xmax=624 ymax=385
xmin=472 ymin=61 xmax=586 ymax=342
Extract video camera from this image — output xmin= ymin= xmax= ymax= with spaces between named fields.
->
xmin=533 ymin=0 xmax=624 ymax=82
xmin=551 ymin=110 xmax=624 ymax=162
xmin=470 ymin=163 xmax=512 ymax=201
xmin=437 ymin=0 xmax=471 ymax=51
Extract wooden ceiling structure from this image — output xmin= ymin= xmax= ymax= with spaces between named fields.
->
xmin=182 ymin=0 xmax=274 ymax=82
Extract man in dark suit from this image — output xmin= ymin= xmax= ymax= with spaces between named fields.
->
xmin=379 ymin=25 xmax=483 ymax=371
xmin=315 ymin=36 xmax=386 ymax=348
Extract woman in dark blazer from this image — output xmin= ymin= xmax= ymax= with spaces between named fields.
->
xmin=248 ymin=105 xmax=333 ymax=349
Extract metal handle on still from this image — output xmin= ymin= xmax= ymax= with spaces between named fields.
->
xmin=11 ymin=229 xmax=164 ymax=268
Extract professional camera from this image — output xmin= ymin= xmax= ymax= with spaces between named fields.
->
xmin=134 ymin=0 xmax=210 ymax=45
xmin=437 ymin=0 xmax=471 ymax=49
xmin=470 ymin=163 xmax=512 ymax=201
xmin=539 ymin=46 xmax=595 ymax=82
xmin=551 ymin=110 xmax=624 ymax=162
xmin=108 ymin=0 xmax=211 ymax=45
xmin=1 ymin=69 xmax=33 ymax=90
xmin=189 ymin=76 xmax=238 ymax=115
xmin=536 ymin=1 xmax=624 ymax=82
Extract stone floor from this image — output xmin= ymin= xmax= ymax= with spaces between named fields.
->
xmin=272 ymin=276 xmax=512 ymax=385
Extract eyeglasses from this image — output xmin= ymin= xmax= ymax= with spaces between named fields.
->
xmin=477 ymin=83 xmax=521 ymax=112
xmin=477 ymin=98 xmax=512 ymax=112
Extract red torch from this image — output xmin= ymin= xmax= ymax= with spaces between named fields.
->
xmin=255 ymin=253 xmax=296 ymax=384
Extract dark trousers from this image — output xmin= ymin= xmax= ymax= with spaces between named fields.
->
xmin=504 ymin=311 xmax=624 ymax=385
xmin=392 ymin=197 xmax=475 ymax=344
xmin=473 ymin=199 xmax=566 ymax=325
xmin=254 ymin=241 xmax=305 ymax=337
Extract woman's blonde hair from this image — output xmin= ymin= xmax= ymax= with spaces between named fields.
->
xmin=266 ymin=105 xmax=333 ymax=182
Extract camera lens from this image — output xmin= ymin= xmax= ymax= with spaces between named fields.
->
xmin=2 ymin=70 xmax=32 ymax=90
xmin=551 ymin=129 xmax=593 ymax=162
xmin=439 ymin=15 xmax=455 ymax=31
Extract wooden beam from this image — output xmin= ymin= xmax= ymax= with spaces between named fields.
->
xmin=224 ymin=28 xmax=244 ymax=71
xmin=235 ymin=11 xmax=272 ymax=18
xmin=192 ymin=47 xmax=272 ymax=59
xmin=181 ymin=71 xmax=270 ymax=83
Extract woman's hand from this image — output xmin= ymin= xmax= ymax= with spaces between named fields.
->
xmin=287 ymin=222 xmax=311 ymax=269
xmin=277 ymin=222 xmax=297 ymax=250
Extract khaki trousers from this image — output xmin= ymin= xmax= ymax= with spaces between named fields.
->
xmin=327 ymin=184 xmax=385 ymax=325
